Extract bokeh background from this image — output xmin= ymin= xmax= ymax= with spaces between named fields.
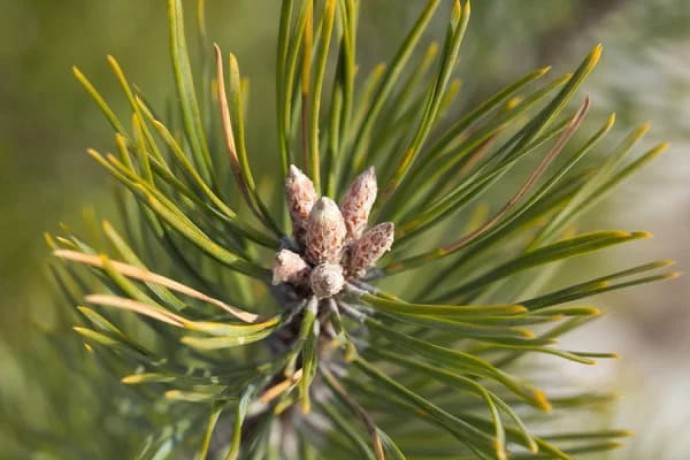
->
xmin=1 ymin=0 xmax=688 ymax=458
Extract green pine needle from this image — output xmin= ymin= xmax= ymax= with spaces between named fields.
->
xmin=41 ymin=0 xmax=678 ymax=458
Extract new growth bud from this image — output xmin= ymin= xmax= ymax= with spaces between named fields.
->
xmin=340 ymin=167 xmax=377 ymax=240
xmin=305 ymin=197 xmax=346 ymax=265
xmin=310 ymin=263 xmax=345 ymax=299
xmin=272 ymin=249 xmax=311 ymax=286
xmin=285 ymin=165 xmax=317 ymax=246
xmin=278 ymin=165 xmax=393 ymax=299
xmin=346 ymin=222 xmax=394 ymax=277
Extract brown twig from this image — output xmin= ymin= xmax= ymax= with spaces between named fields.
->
xmin=259 ymin=369 xmax=304 ymax=404
xmin=213 ymin=43 xmax=266 ymax=228
xmin=385 ymin=96 xmax=591 ymax=273
xmin=301 ymin=2 xmax=314 ymax=182
xmin=54 ymin=249 xmax=260 ymax=323
xmin=321 ymin=366 xmax=385 ymax=460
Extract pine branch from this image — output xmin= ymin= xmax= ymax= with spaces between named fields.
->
xmin=42 ymin=0 xmax=678 ymax=458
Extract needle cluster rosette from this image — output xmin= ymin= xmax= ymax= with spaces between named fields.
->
xmin=273 ymin=165 xmax=394 ymax=299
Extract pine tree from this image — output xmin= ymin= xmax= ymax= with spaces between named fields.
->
xmin=46 ymin=0 xmax=677 ymax=458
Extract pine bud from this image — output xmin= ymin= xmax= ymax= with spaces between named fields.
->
xmin=340 ymin=167 xmax=377 ymax=240
xmin=272 ymin=249 xmax=311 ymax=286
xmin=310 ymin=263 xmax=345 ymax=299
xmin=285 ymin=165 xmax=317 ymax=246
xmin=306 ymin=197 xmax=346 ymax=265
xmin=346 ymin=222 xmax=394 ymax=277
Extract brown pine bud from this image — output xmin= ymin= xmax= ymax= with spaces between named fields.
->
xmin=346 ymin=222 xmax=394 ymax=277
xmin=305 ymin=197 xmax=346 ymax=265
xmin=285 ymin=165 xmax=317 ymax=246
xmin=272 ymin=249 xmax=311 ymax=286
xmin=310 ymin=263 xmax=345 ymax=299
xmin=340 ymin=166 xmax=377 ymax=240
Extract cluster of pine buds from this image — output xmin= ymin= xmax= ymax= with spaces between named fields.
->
xmin=273 ymin=166 xmax=394 ymax=299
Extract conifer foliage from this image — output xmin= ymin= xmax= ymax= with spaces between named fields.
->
xmin=49 ymin=0 xmax=676 ymax=458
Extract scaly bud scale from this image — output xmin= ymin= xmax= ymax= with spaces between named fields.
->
xmin=272 ymin=249 xmax=311 ymax=286
xmin=285 ymin=165 xmax=317 ymax=246
xmin=305 ymin=197 xmax=346 ymax=265
xmin=340 ymin=167 xmax=377 ymax=240
xmin=346 ymin=222 xmax=395 ymax=277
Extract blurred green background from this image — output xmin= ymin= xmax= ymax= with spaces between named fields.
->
xmin=1 ymin=0 xmax=688 ymax=458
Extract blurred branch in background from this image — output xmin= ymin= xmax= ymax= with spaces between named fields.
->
xmin=532 ymin=0 xmax=625 ymax=64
